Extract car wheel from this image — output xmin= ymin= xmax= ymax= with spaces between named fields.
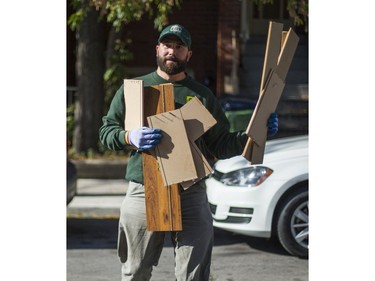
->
xmin=277 ymin=190 xmax=308 ymax=258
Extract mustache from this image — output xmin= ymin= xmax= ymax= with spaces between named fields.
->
xmin=165 ymin=55 xmax=177 ymax=62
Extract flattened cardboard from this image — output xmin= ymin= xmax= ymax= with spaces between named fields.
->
xmin=242 ymin=138 xmax=265 ymax=165
xmin=179 ymin=140 xmax=213 ymax=189
xmin=147 ymin=97 xmax=217 ymax=189
xmin=147 ymin=110 xmax=198 ymax=186
xmin=276 ymin=28 xmax=299 ymax=81
xmin=124 ymin=79 xmax=144 ymax=130
xmin=179 ymin=97 xmax=217 ymax=188
xmin=260 ymin=22 xmax=283 ymax=96
xmin=246 ymin=71 xmax=285 ymax=146
xmin=242 ymin=22 xmax=299 ymax=164
xmin=179 ymin=97 xmax=217 ymax=141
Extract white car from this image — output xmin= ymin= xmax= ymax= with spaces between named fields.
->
xmin=206 ymin=135 xmax=308 ymax=258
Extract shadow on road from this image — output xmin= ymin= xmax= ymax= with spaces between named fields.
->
xmin=67 ymin=218 xmax=118 ymax=249
xmin=212 ymin=228 xmax=290 ymax=256
xmin=67 ymin=218 xmax=289 ymax=256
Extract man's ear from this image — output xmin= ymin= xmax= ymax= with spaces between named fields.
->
xmin=187 ymin=50 xmax=192 ymax=62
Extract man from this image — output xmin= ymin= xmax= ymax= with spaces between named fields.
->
xmin=99 ymin=24 xmax=278 ymax=281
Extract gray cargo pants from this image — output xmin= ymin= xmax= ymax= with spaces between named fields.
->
xmin=117 ymin=181 xmax=214 ymax=281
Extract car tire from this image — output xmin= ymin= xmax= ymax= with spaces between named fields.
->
xmin=277 ymin=190 xmax=308 ymax=258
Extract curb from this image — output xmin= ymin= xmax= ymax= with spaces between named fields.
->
xmin=72 ymin=159 xmax=128 ymax=179
xmin=67 ymin=208 xmax=120 ymax=219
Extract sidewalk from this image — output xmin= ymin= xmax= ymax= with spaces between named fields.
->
xmin=67 ymin=178 xmax=128 ymax=219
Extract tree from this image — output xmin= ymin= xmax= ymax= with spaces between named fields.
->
xmin=67 ymin=0 xmax=306 ymax=155
xmin=255 ymin=0 xmax=308 ymax=32
xmin=67 ymin=0 xmax=182 ymax=155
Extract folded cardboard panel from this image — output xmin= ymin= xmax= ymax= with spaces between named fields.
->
xmin=124 ymin=79 xmax=144 ymax=130
xmin=242 ymin=22 xmax=299 ymax=164
xmin=147 ymin=97 xmax=216 ymax=189
xmin=147 ymin=110 xmax=198 ymax=186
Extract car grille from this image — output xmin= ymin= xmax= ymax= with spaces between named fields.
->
xmin=209 ymin=203 xmax=253 ymax=224
xmin=229 ymin=207 xmax=253 ymax=214
xmin=214 ymin=216 xmax=252 ymax=224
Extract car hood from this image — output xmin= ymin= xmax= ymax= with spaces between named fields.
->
xmin=213 ymin=135 xmax=308 ymax=173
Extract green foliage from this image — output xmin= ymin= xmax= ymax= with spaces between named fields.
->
xmin=68 ymin=0 xmax=182 ymax=31
xmin=69 ymin=144 xmax=130 ymax=160
xmin=254 ymin=0 xmax=308 ymax=31
xmin=67 ymin=0 xmax=94 ymax=31
xmin=104 ymin=37 xmax=134 ymax=113
xmin=67 ymin=0 xmax=182 ymax=157
xmin=287 ymin=0 xmax=308 ymax=29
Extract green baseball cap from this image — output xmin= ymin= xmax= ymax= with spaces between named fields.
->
xmin=158 ymin=24 xmax=192 ymax=50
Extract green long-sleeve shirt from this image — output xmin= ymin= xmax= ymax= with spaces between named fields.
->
xmin=99 ymin=71 xmax=247 ymax=183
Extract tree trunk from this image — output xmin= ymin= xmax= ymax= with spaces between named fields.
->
xmin=73 ymin=6 xmax=106 ymax=154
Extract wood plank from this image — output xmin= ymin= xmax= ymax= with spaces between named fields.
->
xmin=142 ymin=84 xmax=182 ymax=231
xmin=142 ymin=153 xmax=182 ymax=231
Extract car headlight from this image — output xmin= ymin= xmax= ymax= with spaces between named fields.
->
xmin=217 ymin=166 xmax=273 ymax=187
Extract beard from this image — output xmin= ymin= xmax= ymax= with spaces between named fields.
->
xmin=156 ymin=55 xmax=188 ymax=75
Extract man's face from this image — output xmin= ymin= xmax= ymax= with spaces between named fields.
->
xmin=156 ymin=36 xmax=191 ymax=75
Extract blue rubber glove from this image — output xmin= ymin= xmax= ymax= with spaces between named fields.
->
xmin=128 ymin=127 xmax=163 ymax=150
xmin=267 ymin=112 xmax=278 ymax=137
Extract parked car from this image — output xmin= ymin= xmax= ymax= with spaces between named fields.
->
xmin=206 ymin=135 xmax=308 ymax=258
xmin=67 ymin=160 xmax=77 ymax=205
xmin=219 ymin=96 xmax=256 ymax=132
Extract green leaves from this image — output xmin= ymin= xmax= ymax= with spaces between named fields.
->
xmin=68 ymin=0 xmax=182 ymax=31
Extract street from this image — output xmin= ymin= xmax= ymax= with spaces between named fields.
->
xmin=67 ymin=179 xmax=307 ymax=281
xmin=67 ymin=218 xmax=308 ymax=281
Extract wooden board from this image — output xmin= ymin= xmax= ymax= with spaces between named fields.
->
xmin=142 ymin=84 xmax=182 ymax=231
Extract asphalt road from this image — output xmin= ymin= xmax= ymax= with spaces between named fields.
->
xmin=67 ymin=179 xmax=308 ymax=281
xmin=67 ymin=218 xmax=308 ymax=281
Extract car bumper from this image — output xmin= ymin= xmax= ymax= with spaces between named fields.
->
xmin=205 ymin=176 xmax=286 ymax=238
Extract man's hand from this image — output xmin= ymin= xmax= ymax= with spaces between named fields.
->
xmin=128 ymin=127 xmax=163 ymax=150
xmin=267 ymin=112 xmax=278 ymax=137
